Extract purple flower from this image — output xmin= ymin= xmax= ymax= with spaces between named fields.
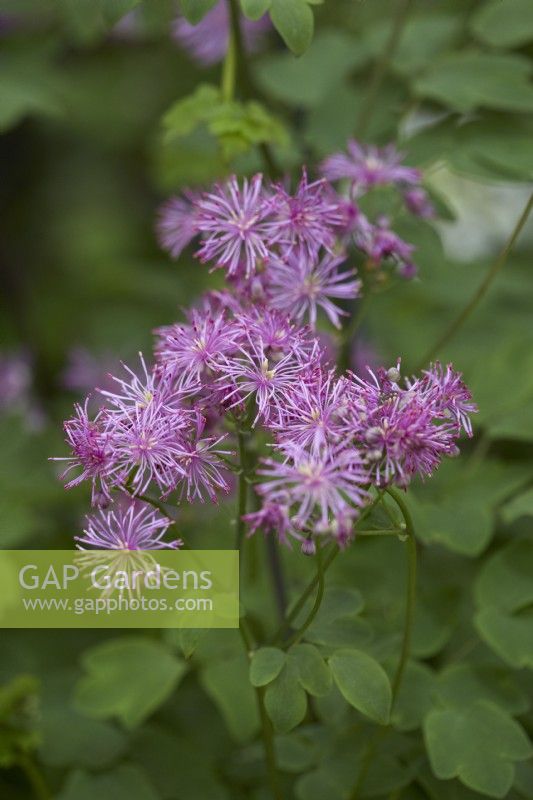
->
xmin=0 ymin=350 xmax=32 ymax=415
xmin=254 ymin=444 xmax=370 ymax=545
xmin=214 ymin=333 xmax=316 ymax=426
xmin=266 ymin=170 xmax=344 ymax=258
xmin=355 ymin=218 xmax=417 ymax=279
xmin=242 ymin=502 xmax=293 ymax=545
xmin=155 ymin=309 xmax=240 ymax=381
xmin=321 ymin=141 xmax=420 ymax=191
xmin=110 ymin=395 xmax=190 ymax=497
xmin=271 ymin=369 xmax=347 ymax=453
xmin=403 ymin=187 xmax=435 ymax=219
xmin=267 ymin=250 xmax=361 ymax=330
xmin=173 ymin=1 xmax=270 ymax=66
xmin=76 ymin=499 xmax=181 ymax=550
xmin=156 ymin=193 xmax=199 ymax=259
xmin=195 ymin=175 xmax=273 ymax=278
xmin=174 ymin=413 xmax=233 ymax=503
xmin=417 ymin=363 xmax=477 ymax=437
xmin=342 ymin=362 xmax=476 ymax=487
xmin=61 ymin=347 xmax=119 ymax=404
xmin=238 ymin=308 xmax=311 ymax=357
xmin=53 ymin=401 xmax=119 ymax=503
xmin=99 ymin=353 xmax=190 ymax=414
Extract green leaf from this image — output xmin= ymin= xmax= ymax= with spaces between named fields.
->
xmin=74 ymin=637 xmax=186 ymax=729
xmin=305 ymin=83 xmax=361 ymax=155
xmin=410 ymin=459 xmax=525 ymax=556
xmin=305 ymin=617 xmax=373 ymax=649
xmin=57 ymin=765 xmax=159 ymax=800
xmin=471 ymin=0 xmax=533 ymax=48
xmin=130 ymin=725 xmax=228 ymax=800
xmin=424 ymin=701 xmax=532 ymax=798
xmin=475 ymin=607 xmax=533 ymax=670
xmin=265 ymin=660 xmax=307 ymax=733
xmin=163 ymin=84 xmax=221 ymax=140
xmin=414 ymin=52 xmax=533 ymax=114
xmin=270 ymin=0 xmax=314 ymax=56
xmin=296 ymin=769 xmax=344 ymax=800
xmin=312 ymin=586 xmax=365 ymax=620
xmin=475 ymin=541 xmax=533 ymax=613
xmin=515 ymin=760 xmax=533 ymax=799
xmin=313 ymin=683 xmax=350 ymax=726
xmin=257 ymin=30 xmax=367 ymax=108
xmin=0 ymin=48 xmax=63 ymax=133
xmin=200 ymin=654 xmax=259 ymax=742
xmin=57 ymin=0 xmax=141 ymax=41
xmin=290 ymin=644 xmax=332 ymax=697
xmin=249 ymin=647 xmax=286 ymax=687
xmin=240 ymin=0 xmax=271 ymax=20
xmin=412 ymin=585 xmax=461 ymax=658
xmin=294 ymin=585 xmax=370 ymax=649
xmin=365 ymin=14 xmax=461 ymax=77
xmin=154 ymin=129 xmax=227 ymax=190
xmin=390 ymin=661 xmax=436 ymax=732
xmin=40 ymin=707 xmax=127 ymax=768
xmin=329 ymin=649 xmax=392 ymax=725
xmin=209 ymin=99 xmax=288 ymax=159
xmin=501 ymin=489 xmax=533 ymax=524
xmin=436 ymin=663 xmax=530 ymax=716
xmin=274 ymin=733 xmax=317 ymax=773
xmin=462 ymin=120 xmax=533 ymax=183
xmin=175 ymin=629 xmax=206 ymax=660
xmin=409 ymin=490 xmax=493 ymax=557
xmin=162 ymin=84 xmax=288 ymax=162
xmin=179 ymin=0 xmax=218 ymax=24
xmin=0 ymin=676 xmax=40 ymax=768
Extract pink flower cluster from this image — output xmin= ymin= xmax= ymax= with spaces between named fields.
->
xmin=54 ymin=148 xmax=473 ymax=554
xmin=158 ymin=143 xmax=434 ymax=299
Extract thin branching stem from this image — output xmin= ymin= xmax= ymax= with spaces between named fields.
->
xmin=18 ymin=754 xmax=51 ymax=800
xmin=356 ymin=0 xmax=414 ymax=138
xmin=349 ymin=487 xmax=417 ymax=799
xmin=271 ymin=491 xmax=384 ymax=645
xmin=283 ymin=546 xmax=324 ymax=649
xmin=418 ymin=192 xmax=533 ymax=369
xmin=235 ymin=429 xmax=249 ymax=550
xmin=226 ymin=0 xmax=282 ymax=178
xmin=238 ymin=620 xmax=283 ymax=800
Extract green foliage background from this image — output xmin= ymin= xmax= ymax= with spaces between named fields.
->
xmin=0 ymin=0 xmax=533 ymax=798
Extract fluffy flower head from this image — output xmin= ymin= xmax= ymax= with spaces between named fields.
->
xmin=195 ymin=175 xmax=272 ymax=278
xmin=267 ymin=250 xmax=361 ymax=330
xmin=77 ymin=499 xmax=181 ymax=550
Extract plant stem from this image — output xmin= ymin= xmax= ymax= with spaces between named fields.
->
xmin=356 ymin=0 xmax=414 ymax=139
xmin=272 ymin=492 xmax=384 ymax=644
xmin=419 ymin=191 xmax=533 ymax=368
xmin=226 ymin=0 xmax=282 ymax=179
xmin=221 ymin=19 xmax=237 ymax=101
xmin=18 ymin=754 xmax=50 ymax=800
xmin=284 ymin=546 xmax=324 ymax=648
xmin=349 ymin=487 xmax=417 ymax=800
xmin=265 ymin=535 xmax=288 ymax=620
xmin=238 ymin=621 xmax=283 ymax=800
xmin=386 ymin=489 xmax=417 ymax=704
xmin=272 ymin=544 xmax=338 ymax=646
xmin=235 ymin=429 xmax=249 ymax=550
